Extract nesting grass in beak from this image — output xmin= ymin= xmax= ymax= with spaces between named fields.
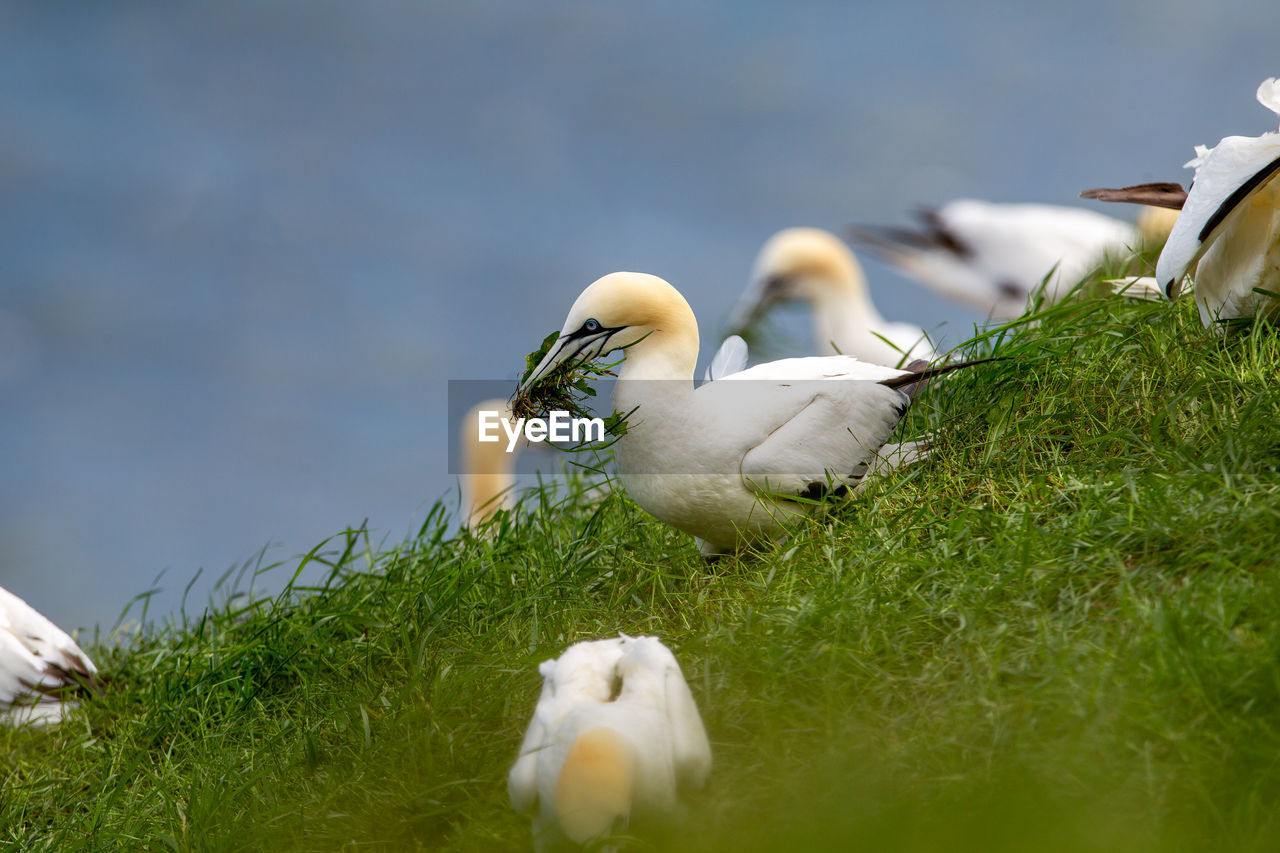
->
xmin=509 ymin=331 xmax=630 ymax=440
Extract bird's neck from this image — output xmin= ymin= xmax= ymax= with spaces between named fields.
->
xmin=810 ymin=276 xmax=882 ymax=353
xmin=462 ymin=472 xmax=512 ymax=526
xmin=461 ymin=440 xmax=514 ymax=526
xmin=610 ymin=326 xmax=699 ymax=431
xmin=615 ymin=324 xmax=700 ymax=383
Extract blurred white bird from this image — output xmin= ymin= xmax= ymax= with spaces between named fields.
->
xmin=726 ymin=227 xmax=935 ymax=366
xmin=1 ymin=586 xmax=99 ymax=726
xmin=850 ymin=199 xmax=1169 ymax=318
xmin=1082 ymin=77 xmax=1280 ymax=329
xmin=509 ymin=635 xmax=711 ymax=851
xmin=518 ymin=272 xmax=988 ymax=556
xmin=459 ymin=398 xmax=521 ymax=530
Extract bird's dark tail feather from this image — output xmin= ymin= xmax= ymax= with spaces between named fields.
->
xmin=880 ymin=356 xmax=1008 ymax=399
xmin=1079 ymin=183 xmax=1188 ymax=210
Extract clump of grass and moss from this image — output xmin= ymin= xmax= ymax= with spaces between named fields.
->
xmin=510 ymin=330 xmax=630 ymax=442
xmin=4 ymin=266 xmax=1280 ymax=851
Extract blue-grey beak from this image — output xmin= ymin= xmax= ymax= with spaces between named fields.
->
xmin=725 ymin=274 xmax=787 ymax=336
xmin=517 ymin=328 xmax=619 ymax=394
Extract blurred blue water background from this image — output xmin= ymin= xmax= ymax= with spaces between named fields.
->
xmin=3 ymin=0 xmax=1278 ymax=631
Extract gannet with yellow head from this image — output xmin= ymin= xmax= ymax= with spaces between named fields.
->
xmin=520 ymin=271 xmax=978 ymax=556
xmin=726 ymin=227 xmax=935 ymax=366
xmin=508 ymin=635 xmax=711 ymax=851
xmin=1 ymin=586 xmax=99 ymax=726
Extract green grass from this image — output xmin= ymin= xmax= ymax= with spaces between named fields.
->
xmin=5 ymin=266 xmax=1280 ymax=851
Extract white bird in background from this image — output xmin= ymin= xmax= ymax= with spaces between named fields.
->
xmin=1082 ymin=77 xmax=1280 ymax=329
xmin=726 ymin=227 xmax=935 ymax=366
xmin=849 ymin=199 xmax=1172 ymax=318
xmin=1 ymin=586 xmax=99 ymax=726
xmin=509 ymin=635 xmax=711 ymax=852
xmin=459 ymin=398 xmax=521 ymax=530
xmin=518 ymin=272 xmax=988 ymax=556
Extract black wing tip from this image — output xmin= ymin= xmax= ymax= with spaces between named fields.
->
xmin=1197 ymin=153 xmax=1280 ymax=242
xmin=847 ymin=224 xmax=933 ymax=252
xmin=38 ymin=654 xmax=103 ymax=698
xmin=848 ymin=210 xmax=970 ymax=259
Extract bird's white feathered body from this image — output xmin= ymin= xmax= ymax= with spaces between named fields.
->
xmin=519 ymin=272 xmax=929 ymax=555
xmin=508 ymin=636 xmax=711 ymax=851
xmin=613 ymin=356 xmax=911 ymax=554
xmin=728 ymin=228 xmax=935 ymax=366
xmin=1157 ymin=77 xmax=1280 ymax=328
xmin=853 ymin=200 xmax=1143 ymax=318
xmin=0 ymin=586 xmax=98 ymax=726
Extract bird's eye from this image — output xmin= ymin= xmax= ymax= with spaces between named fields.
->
xmin=583 ymin=318 xmax=601 ymax=333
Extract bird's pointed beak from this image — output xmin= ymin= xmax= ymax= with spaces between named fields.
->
xmin=725 ymin=275 xmax=780 ymax=336
xmin=517 ymin=329 xmax=612 ymax=394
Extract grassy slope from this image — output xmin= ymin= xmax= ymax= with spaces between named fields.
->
xmin=4 ymin=269 xmax=1280 ymax=852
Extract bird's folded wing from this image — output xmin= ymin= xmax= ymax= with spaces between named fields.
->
xmin=717 ymin=355 xmax=904 ymax=384
xmin=1158 ymin=136 xmax=1280 ymax=295
xmin=0 ymin=588 xmax=98 ymax=677
xmin=849 ymin=225 xmax=1001 ymax=309
xmin=0 ymin=631 xmax=48 ymax=709
xmin=739 ymin=384 xmax=907 ymax=499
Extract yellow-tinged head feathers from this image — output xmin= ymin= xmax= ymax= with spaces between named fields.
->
xmin=563 ymin=272 xmax=697 ymax=339
xmin=523 ymin=272 xmax=701 ymax=388
xmin=727 ymin=227 xmax=875 ymax=339
xmin=752 ymin=227 xmax=868 ymax=298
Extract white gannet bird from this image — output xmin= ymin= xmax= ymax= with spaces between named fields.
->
xmin=1 ymin=586 xmax=99 ymax=726
xmin=518 ymin=271 xmax=986 ymax=556
xmin=1082 ymin=77 xmax=1280 ymax=329
xmin=726 ymin=227 xmax=935 ymax=366
xmin=508 ymin=635 xmax=711 ymax=851
xmin=849 ymin=199 xmax=1165 ymax=318
xmin=460 ymin=398 xmax=521 ymax=530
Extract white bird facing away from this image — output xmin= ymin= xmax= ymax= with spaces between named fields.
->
xmin=460 ymin=398 xmax=521 ymax=530
xmin=1083 ymin=77 xmax=1280 ymax=329
xmin=518 ymin=271 xmax=985 ymax=556
xmin=726 ymin=227 xmax=935 ymax=366
xmin=508 ymin=635 xmax=712 ymax=851
xmin=0 ymin=586 xmax=99 ymax=726
xmin=850 ymin=199 xmax=1155 ymax=318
